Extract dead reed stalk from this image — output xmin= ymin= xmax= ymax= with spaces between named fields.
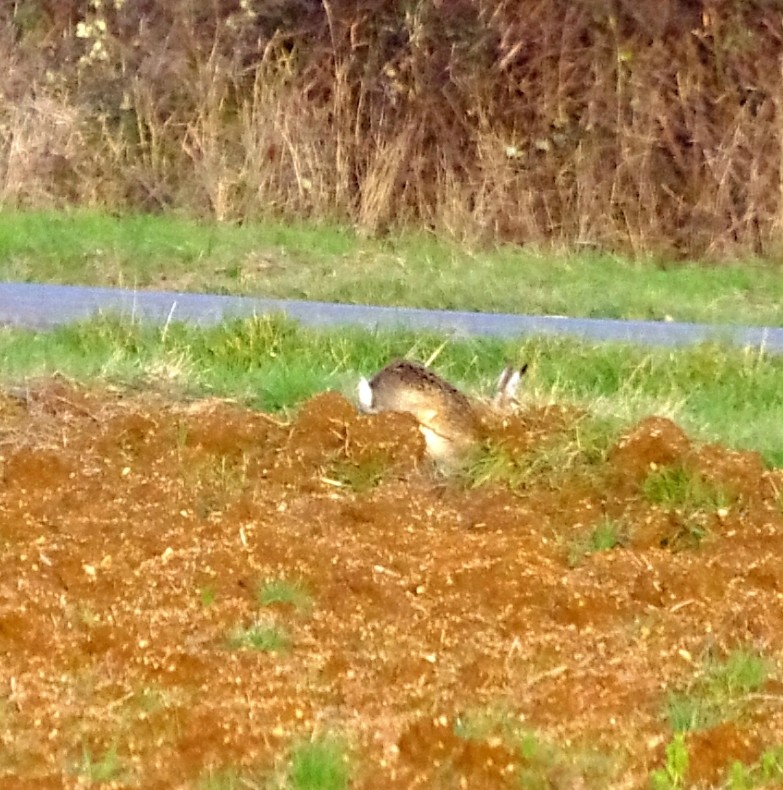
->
xmin=1 ymin=0 xmax=782 ymax=260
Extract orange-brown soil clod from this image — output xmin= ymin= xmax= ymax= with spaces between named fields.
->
xmin=1 ymin=382 xmax=782 ymax=788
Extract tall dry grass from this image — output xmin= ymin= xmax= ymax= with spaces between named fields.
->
xmin=1 ymin=0 xmax=783 ymax=259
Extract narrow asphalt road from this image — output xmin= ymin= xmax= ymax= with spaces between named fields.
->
xmin=2 ymin=281 xmax=782 ymax=352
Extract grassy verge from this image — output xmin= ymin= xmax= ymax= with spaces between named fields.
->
xmin=666 ymin=650 xmax=770 ymax=734
xmin=1 ymin=314 xmax=782 ymax=466
xmin=2 ymin=210 xmax=782 ymax=325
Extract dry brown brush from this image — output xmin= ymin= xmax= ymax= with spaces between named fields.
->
xmin=2 ymin=0 xmax=783 ymax=258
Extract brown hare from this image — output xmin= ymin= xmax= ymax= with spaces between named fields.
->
xmin=357 ymin=359 xmax=527 ymax=466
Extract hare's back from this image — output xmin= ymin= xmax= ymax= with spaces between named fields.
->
xmin=370 ymin=360 xmax=476 ymax=429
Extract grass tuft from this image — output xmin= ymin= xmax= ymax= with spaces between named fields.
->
xmin=568 ymin=518 xmax=626 ymax=567
xmin=225 ymin=623 xmax=290 ymax=653
xmin=464 ymin=443 xmax=530 ymax=489
xmin=453 ymin=706 xmax=621 ymax=785
xmin=643 ymin=465 xmax=732 ymax=512
xmin=288 ymin=737 xmax=350 ymax=790
xmin=642 ymin=464 xmax=736 ymax=551
xmin=466 ymin=413 xmax=619 ymax=490
xmin=649 ymin=733 xmax=689 ymax=789
xmin=707 ymin=650 xmax=769 ymax=699
xmin=75 ymin=741 xmax=129 ymax=784
xmin=326 ymin=458 xmax=388 ymax=493
xmin=199 ymin=585 xmax=216 ymax=607
xmin=650 ymin=737 xmax=783 ymax=789
xmin=665 ymin=649 xmax=770 ymax=733
xmin=258 ymin=578 xmax=313 ymax=613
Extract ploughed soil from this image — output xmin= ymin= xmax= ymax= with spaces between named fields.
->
xmin=2 ymin=380 xmax=783 ymax=788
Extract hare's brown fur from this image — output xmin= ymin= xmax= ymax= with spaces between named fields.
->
xmin=359 ymin=359 xmax=525 ymax=466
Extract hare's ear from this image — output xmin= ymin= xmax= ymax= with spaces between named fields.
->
xmin=495 ymin=363 xmax=528 ymax=407
xmin=357 ymin=377 xmax=374 ymax=412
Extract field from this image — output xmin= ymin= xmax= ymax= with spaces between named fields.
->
xmin=2 ymin=211 xmax=783 ymax=787
xmin=5 ymin=0 xmax=783 ymax=783
xmin=2 ymin=376 xmax=783 ymax=788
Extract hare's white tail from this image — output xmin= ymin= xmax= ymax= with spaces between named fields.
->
xmin=357 ymin=377 xmax=374 ymax=412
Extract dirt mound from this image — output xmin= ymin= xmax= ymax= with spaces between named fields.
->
xmin=1 ymin=382 xmax=782 ymax=787
xmin=610 ymin=416 xmax=692 ymax=482
xmin=610 ymin=415 xmax=768 ymax=500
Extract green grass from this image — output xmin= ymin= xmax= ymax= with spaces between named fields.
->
xmin=466 ymin=411 xmax=620 ymax=490
xmin=666 ymin=693 xmax=715 ymax=733
xmin=707 ymin=650 xmax=770 ymax=698
xmin=587 ymin=519 xmax=625 ymax=551
xmin=194 ymin=736 xmax=351 ymax=790
xmin=287 ymin=738 xmax=350 ymax=790
xmin=725 ymin=748 xmax=783 ymax=789
xmin=75 ymin=741 xmax=129 ymax=784
xmin=1 ymin=314 xmax=782 ymax=465
xmin=258 ymin=578 xmax=313 ymax=612
xmin=649 ymin=733 xmax=689 ymax=790
xmin=453 ymin=706 xmax=621 ymax=786
xmin=225 ymin=623 xmax=290 ymax=653
xmin=657 ymin=651 xmax=775 ymax=787
xmin=568 ymin=517 xmax=627 ymax=566
xmin=642 ymin=465 xmax=732 ymax=512
xmin=2 ymin=209 xmax=783 ymax=325
xmin=641 ymin=464 xmax=734 ymax=550
xmin=650 ymin=737 xmax=783 ymax=790
xmin=199 ymin=585 xmax=216 ymax=607
xmin=325 ymin=458 xmax=391 ymax=492
xmin=666 ymin=650 xmax=770 ymax=733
